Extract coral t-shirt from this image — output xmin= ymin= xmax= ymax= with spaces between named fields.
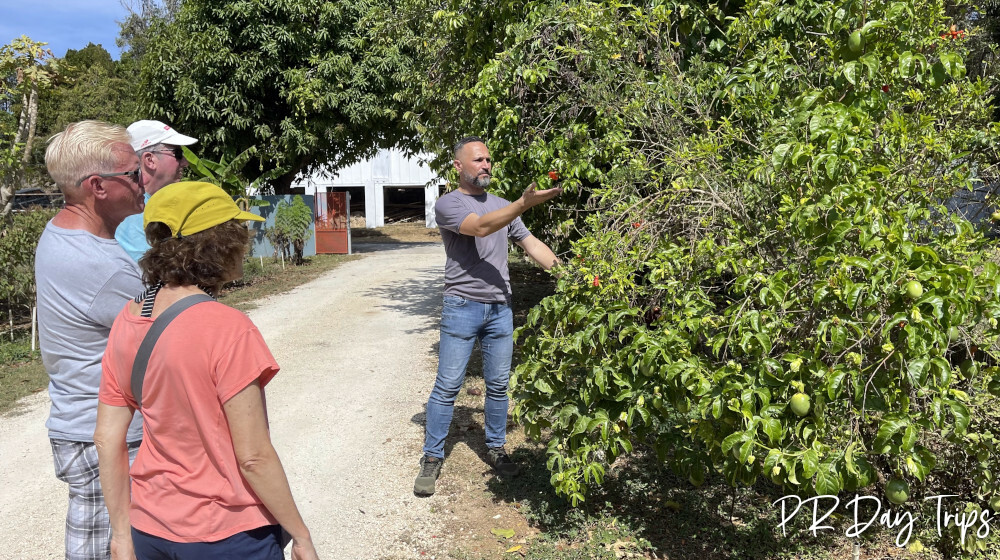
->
xmin=99 ymin=300 xmax=280 ymax=542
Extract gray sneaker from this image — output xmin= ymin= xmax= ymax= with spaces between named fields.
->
xmin=487 ymin=447 xmax=520 ymax=477
xmin=414 ymin=455 xmax=443 ymax=496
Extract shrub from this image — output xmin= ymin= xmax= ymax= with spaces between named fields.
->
xmin=475 ymin=1 xmax=1000 ymax=553
xmin=266 ymin=195 xmax=313 ymax=265
xmin=0 ymin=207 xmax=56 ymax=320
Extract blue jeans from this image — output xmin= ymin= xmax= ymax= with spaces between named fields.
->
xmin=423 ymin=295 xmax=514 ymax=459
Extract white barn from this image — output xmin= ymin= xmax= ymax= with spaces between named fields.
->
xmin=292 ymin=149 xmax=445 ymax=229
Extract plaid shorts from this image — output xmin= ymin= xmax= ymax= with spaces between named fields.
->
xmin=50 ymin=439 xmax=140 ymax=560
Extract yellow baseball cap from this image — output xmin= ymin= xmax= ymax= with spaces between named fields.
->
xmin=144 ymin=181 xmax=265 ymax=238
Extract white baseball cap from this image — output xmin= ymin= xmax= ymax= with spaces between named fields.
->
xmin=127 ymin=120 xmax=198 ymax=151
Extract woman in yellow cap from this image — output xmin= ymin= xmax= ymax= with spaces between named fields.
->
xmin=94 ymin=181 xmax=319 ymax=560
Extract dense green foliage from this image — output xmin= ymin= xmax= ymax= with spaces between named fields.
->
xmin=394 ymin=0 xmax=1000 ymax=552
xmin=31 ymin=43 xmax=140 ymax=165
xmin=139 ymin=0 xmax=413 ymax=193
xmin=0 ymin=208 xmax=57 ymax=315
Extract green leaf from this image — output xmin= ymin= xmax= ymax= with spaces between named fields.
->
xmin=843 ymin=61 xmax=859 ymax=85
xmin=844 ymin=441 xmax=859 ymax=476
xmin=491 ymin=528 xmax=515 ymax=539
xmin=534 ymin=378 xmax=554 ymax=394
xmin=874 ymin=416 xmax=909 ymax=452
xmin=815 ymin=460 xmax=843 ymax=495
xmin=898 ymin=51 xmax=915 ymax=78
xmin=762 ymin=417 xmax=782 ymax=443
xmin=801 ymin=449 xmax=819 ymax=479
xmin=939 ymin=52 xmax=966 ymax=79
xmin=905 ymin=447 xmax=936 ymax=482
xmin=772 ymin=144 xmax=792 ymax=170
xmin=825 ymin=155 xmax=840 ymax=179
xmin=595 ymin=367 xmax=608 ymax=393
xmin=901 ymin=424 xmax=918 ymax=452
xmin=571 ymin=415 xmax=591 ymax=436
xmin=852 ymin=455 xmax=876 ymax=487
xmin=797 ymin=91 xmax=822 ymax=110
xmin=843 ymin=256 xmax=871 ymax=271
xmin=906 ymin=358 xmax=928 ymax=386
xmin=949 ymin=399 xmax=970 ymax=434
xmin=721 ymin=431 xmax=744 ymax=454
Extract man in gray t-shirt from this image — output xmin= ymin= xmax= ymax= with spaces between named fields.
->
xmin=36 ymin=121 xmax=145 ymax=560
xmin=414 ymin=136 xmax=562 ymax=496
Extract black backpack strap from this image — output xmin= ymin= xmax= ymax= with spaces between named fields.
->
xmin=130 ymin=293 xmax=215 ymax=409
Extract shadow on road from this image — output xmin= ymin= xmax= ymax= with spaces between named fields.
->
xmin=409 ymin=404 xmax=495 ymax=464
xmin=365 ymin=266 xmax=443 ymax=338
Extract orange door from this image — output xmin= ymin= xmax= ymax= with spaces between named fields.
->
xmin=314 ymin=191 xmax=351 ymax=254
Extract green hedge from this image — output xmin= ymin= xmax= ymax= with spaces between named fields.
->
xmin=1 ymin=208 xmax=57 ymax=320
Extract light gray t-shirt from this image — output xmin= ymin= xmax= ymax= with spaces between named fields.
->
xmin=435 ymin=190 xmax=531 ymax=303
xmin=35 ymin=221 xmax=144 ymax=442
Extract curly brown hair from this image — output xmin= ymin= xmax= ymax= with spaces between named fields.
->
xmin=140 ymin=219 xmax=250 ymax=292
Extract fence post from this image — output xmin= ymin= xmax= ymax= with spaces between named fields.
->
xmin=31 ymin=305 xmax=37 ymax=352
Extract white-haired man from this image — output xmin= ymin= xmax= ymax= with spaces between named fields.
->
xmin=114 ymin=119 xmax=197 ymax=261
xmin=36 ymin=120 xmax=147 ymax=560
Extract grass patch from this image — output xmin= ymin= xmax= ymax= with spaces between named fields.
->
xmin=219 ymin=253 xmax=360 ymax=312
xmin=0 ymin=333 xmax=47 ymax=415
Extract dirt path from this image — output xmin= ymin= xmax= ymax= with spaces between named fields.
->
xmin=0 ymin=242 xmax=452 ymax=559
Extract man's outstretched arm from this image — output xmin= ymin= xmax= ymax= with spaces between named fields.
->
xmin=458 ymin=183 xmax=562 ymax=238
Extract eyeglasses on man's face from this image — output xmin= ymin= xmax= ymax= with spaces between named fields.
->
xmin=76 ymin=167 xmax=144 ymax=188
xmin=151 ymin=146 xmax=184 ymax=161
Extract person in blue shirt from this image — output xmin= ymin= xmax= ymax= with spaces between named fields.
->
xmin=115 ymin=120 xmax=197 ymax=261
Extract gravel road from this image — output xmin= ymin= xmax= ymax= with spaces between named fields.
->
xmin=0 ymin=242 xmax=451 ymax=559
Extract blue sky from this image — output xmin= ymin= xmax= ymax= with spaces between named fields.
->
xmin=2 ymin=0 xmax=131 ymax=60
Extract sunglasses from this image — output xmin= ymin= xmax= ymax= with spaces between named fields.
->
xmin=76 ymin=167 xmax=144 ymax=187
xmin=151 ymin=146 xmax=185 ymax=160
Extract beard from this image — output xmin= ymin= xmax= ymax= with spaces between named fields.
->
xmin=473 ymin=174 xmax=491 ymax=188
xmin=463 ymin=170 xmax=491 ymax=189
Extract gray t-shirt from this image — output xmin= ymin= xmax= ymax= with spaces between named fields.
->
xmin=35 ymin=221 xmax=144 ymax=442
xmin=435 ymin=190 xmax=531 ymax=303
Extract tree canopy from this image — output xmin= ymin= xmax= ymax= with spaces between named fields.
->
xmin=31 ymin=43 xmax=139 ymax=164
xmin=138 ymin=0 xmax=413 ymax=192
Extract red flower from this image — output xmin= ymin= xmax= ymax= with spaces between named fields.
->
xmin=593 ymin=276 xmax=601 ymax=287
xmin=882 ymin=85 xmax=890 ymax=93
xmin=632 ymin=221 xmax=643 ymax=228
xmin=548 ymin=171 xmax=560 ymax=181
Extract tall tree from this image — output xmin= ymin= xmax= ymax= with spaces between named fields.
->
xmin=33 ymin=43 xmax=138 ymax=162
xmin=117 ymin=0 xmax=182 ymax=64
xmin=139 ymin=0 xmax=412 ymax=193
xmin=0 ymin=36 xmax=57 ymax=217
